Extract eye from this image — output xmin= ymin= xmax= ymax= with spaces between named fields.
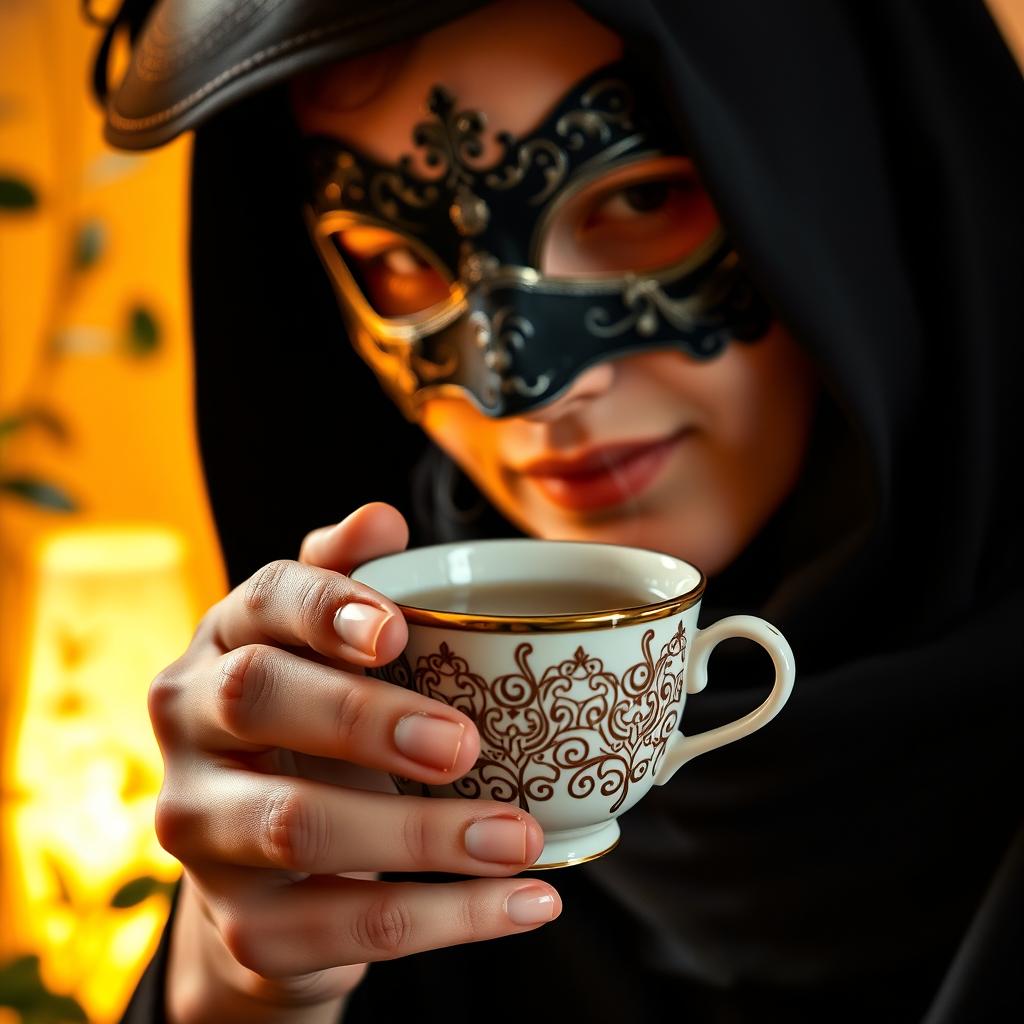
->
xmin=584 ymin=176 xmax=693 ymax=228
xmin=539 ymin=159 xmax=718 ymax=277
xmin=607 ymin=181 xmax=671 ymax=216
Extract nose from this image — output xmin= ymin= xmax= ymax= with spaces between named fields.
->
xmin=521 ymin=361 xmax=616 ymax=423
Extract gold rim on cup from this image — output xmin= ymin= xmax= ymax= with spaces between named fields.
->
xmin=397 ymin=585 xmax=706 ymax=632
xmin=353 ymin=538 xmax=708 ymax=632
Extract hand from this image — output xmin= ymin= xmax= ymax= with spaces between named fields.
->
xmin=153 ymin=503 xmax=560 ymax=1024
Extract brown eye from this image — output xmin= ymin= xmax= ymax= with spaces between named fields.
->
xmin=540 ymin=158 xmax=718 ymax=277
xmin=619 ymin=180 xmax=671 ymax=214
xmin=584 ymin=176 xmax=694 ymax=228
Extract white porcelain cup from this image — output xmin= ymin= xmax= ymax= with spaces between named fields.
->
xmin=351 ymin=539 xmax=795 ymax=869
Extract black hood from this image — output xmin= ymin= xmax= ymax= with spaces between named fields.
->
xmin=94 ymin=0 xmax=1024 ymax=1005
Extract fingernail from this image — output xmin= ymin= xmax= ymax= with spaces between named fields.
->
xmin=465 ymin=818 xmax=528 ymax=864
xmin=506 ymin=887 xmax=557 ymax=926
xmin=334 ymin=603 xmax=392 ymax=656
xmin=394 ymin=713 xmax=465 ymax=772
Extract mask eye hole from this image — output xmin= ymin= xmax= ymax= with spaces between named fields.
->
xmin=334 ymin=226 xmax=452 ymax=317
xmin=537 ymin=156 xmax=720 ymax=277
xmin=378 ymin=245 xmax=427 ymax=275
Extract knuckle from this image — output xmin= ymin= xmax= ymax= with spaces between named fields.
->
xmin=351 ymin=896 xmax=413 ymax=957
xmin=332 ymin=679 xmax=370 ymax=749
xmin=153 ymin=790 xmax=198 ymax=857
xmin=219 ymin=645 xmax=274 ymax=727
xmin=147 ymin=665 xmax=188 ymax=744
xmin=296 ymin=571 xmax=338 ymax=637
xmin=220 ymin=914 xmax=272 ymax=977
xmin=400 ymin=808 xmax=428 ymax=865
xmin=191 ymin=603 xmax=220 ymax=643
xmin=262 ymin=787 xmax=331 ymax=872
xmin=242 ymin=560 xmax=291 ymax=617
xmin=458 ymin=891 xmax=492 ymax=941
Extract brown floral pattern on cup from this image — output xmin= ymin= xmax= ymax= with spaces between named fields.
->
xmin=370 ymin=620 xmax=688 ymax=814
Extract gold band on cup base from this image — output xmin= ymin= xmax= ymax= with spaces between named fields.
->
xmin=525 ymin=835 xmax=621 ymax=871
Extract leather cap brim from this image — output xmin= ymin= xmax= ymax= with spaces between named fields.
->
xmin=101 ymin=0 xmax=486 ymax=151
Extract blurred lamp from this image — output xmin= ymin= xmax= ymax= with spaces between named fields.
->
xmin=5 ymin=524 xmax=195 ymax=1023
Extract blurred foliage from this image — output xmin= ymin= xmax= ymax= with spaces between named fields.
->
xmin=0 ymin=956 xmax=88 ymax=1023
xmin=109 ymin=874 xmax=176 ymax=909
xmin=0 ymin=168 xmax=77 ymax=511
xmin=0 ymin=410 xmax=68 ymax=444
xmin=73 ymin=220 xmax=106 ymax=270
xmin=0 ymin=872 xmax=176 ymax=1021
xmin=0 ymin=410 xmax=76 ymax=512
xmin=0 ymin=477 xmax=76 ymax=511
xmin=0 ymin=165 xmax=163 ymax=514
xmin=126 ymin=307 xmax=160 ymax=357
xmin=0 ymin=176 xmax=37 ymax=210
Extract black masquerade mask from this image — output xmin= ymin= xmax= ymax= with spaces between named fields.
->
xmin=303 ymin=59 xmax=771 ymax=420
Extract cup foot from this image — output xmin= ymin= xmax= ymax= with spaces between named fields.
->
xmin=529 ymin=821 xmax=621 ymax=870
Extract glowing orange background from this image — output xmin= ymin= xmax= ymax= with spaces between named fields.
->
xmin=1 ymin=3 xmax=224 ymax=1021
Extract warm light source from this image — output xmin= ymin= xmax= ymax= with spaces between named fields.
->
xmin=4 ymin=524 xmax=196 ymax=1022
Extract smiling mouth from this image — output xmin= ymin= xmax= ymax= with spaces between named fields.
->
xmin=518 ymin=428 xmax=691 ymax=511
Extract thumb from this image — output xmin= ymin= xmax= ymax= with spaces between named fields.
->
xmin=298 ymin=502 xmax=410 ymax=575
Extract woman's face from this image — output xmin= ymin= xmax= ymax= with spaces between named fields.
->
xmin=292 ymin=0 xmax=818 ymax=575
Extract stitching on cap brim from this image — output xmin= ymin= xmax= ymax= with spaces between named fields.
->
xmin=106 ymin=0 xmax=424 ymax=134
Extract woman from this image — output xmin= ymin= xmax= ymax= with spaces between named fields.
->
xmin=93 ymin=1 xmax=1024 ymax=1021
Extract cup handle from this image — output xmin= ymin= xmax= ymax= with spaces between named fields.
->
xmin=653 ymin=615 xmax=795 ymax=785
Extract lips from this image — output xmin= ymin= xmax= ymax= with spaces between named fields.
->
xmin=518 ymin=429 xmax=689 ymax=511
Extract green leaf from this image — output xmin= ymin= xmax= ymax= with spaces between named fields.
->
xmin=0 ymin=477 xmax=76 ymax=511
xmin=40 ymin=993 xmax=89 ymax=1021
xmin=0 ymin=953 xmax=43 ymax=1001
xmin=73 ymin=219 xmax=106 ymax=269
xmin=0 ymin=408 xmax=69 ymax=443
xmin=127 ymin=306 xmax=160 ymax=355
xmin=0 ymin=413 xmax=29 ymax=438
xmin=0 ymin=176 xmax=37 ymax=209
xmin=0 ymin=954 xmax=88 ymax=1020
xmin=23 ymin=993 xmax=89 ymax=1022
xmin=110 ymin=874 xmax=172 ymax=908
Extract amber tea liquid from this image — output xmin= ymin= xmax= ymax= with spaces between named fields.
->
xmin=401 ymin=578 xmax=657 ymax=616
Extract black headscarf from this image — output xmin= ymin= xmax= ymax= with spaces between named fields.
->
xmin=97 ymin=2 xmax=1024 ymax=1020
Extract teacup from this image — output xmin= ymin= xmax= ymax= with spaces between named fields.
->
xmin=351 ymin=539 xmax=794 ymax=869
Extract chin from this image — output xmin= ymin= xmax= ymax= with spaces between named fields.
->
xmin=495 ymin=490 xmax=740 ymax=577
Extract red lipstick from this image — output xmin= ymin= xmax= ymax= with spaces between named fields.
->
xmin=519 ymin=430 xmax=688 ymax=511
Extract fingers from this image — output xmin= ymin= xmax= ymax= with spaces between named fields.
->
xmin=206 ymin=558 xmax=408 ymax=669
xmin=159 ymin=770 xmax=545 ymax=876
xmin=195 ymin=871 xmax=562 ymax=979
xmin=171 ymin=875 xmax=372 ymax=1012
xmin=186 ymin=645 xmax=479 ymax=780
xmin=299 ymin=503 xmax=409 ymax=575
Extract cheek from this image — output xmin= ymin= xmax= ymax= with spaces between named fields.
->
xmin=419 ymin=400 xmax=500 ymax=478
xmin=714 ymin=333 xmax=818 ymax=519
xmin=648 ymin=330 xmax=818 ymax=569
xmin=718 ymin=329 xmax=818 ymax=460
xmin=657 ymin=327 xmax=816 ymax=451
